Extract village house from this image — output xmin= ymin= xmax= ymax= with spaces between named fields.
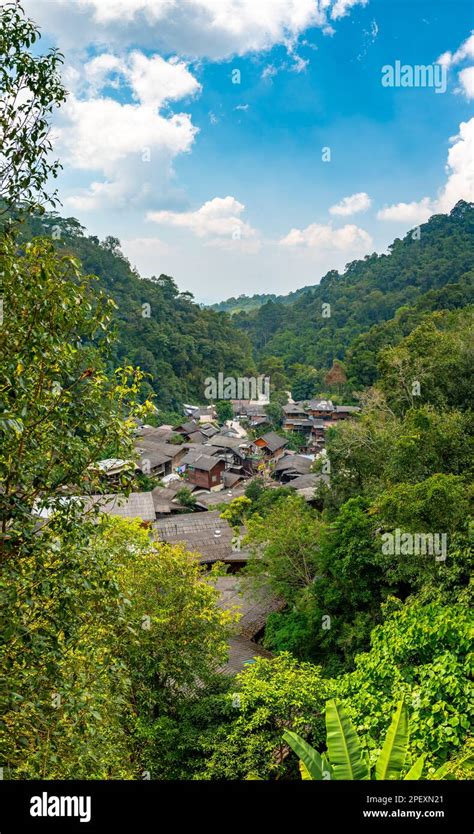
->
xmin=185 ymin=454 xmax=226 ymax=490
xmin=273 ymin=453 xmax=313 ymax=482
xmin=252 ymin=431 xmax=288 ymax=461
xmin=80 ymin=492 xmax=156 ymax=523
xmin=333 ymin=404 xmax=361 ymax=420
xmin=307 ymin=398 xmax=335 ymax=418
xmin=183 ymin=404 xmax=217 ymax=423
xmin=88 ymin=458 xmax=135 ymax=485
xmin=154 ymin=509 xmax=248 ymax=568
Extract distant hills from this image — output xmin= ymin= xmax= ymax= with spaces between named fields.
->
xmin=226 ymin=201 xmax=474 ymax=385
xmin=15 ymin=212 xmax=255 ymax=410
xmin=13 ymin=200 xmax=473 ymax=407
xmin=209 ymin=286 xmax=309 ymax=314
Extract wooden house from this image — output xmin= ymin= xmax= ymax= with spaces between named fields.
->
xmin=185 ymin=455 xmax=225 ymax=490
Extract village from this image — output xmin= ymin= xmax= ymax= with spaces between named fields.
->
xmin=77 ymin=395 xmax=360 ymax=674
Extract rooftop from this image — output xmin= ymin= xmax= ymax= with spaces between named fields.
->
xmin=81 ymin=492 xmax=156 ymax=521
xmin=154 ymin=509 xmax=248 ymax=563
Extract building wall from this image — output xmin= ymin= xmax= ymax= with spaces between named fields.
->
xmin=187 ymin=461 xmax=225 ymax=489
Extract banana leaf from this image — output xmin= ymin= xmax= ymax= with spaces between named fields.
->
xmin=375 ymin=700 xmax=408 ymax=780
xmin=404 ymin=754 xmax=426 ymax=780
xmin=325 ymin=699 xmax=369 ymax=780
xmin=283 ymin=730 xmax=324 ymax=780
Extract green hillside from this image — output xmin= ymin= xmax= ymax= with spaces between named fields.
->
xmin=16 ymin=212 xmax=256 ymax=409
xmin=230 ymin=201 xmax=474 ymax=381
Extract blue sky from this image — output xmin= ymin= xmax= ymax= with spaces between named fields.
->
xmin=21 ymin=0 xmax=474 ymax=302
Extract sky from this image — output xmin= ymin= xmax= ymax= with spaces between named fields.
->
xmin=16 ymin=0 xmax=474 ymax=303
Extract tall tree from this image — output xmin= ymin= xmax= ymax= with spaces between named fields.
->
xmin=0 ymin=0 xmax=66 ymax=214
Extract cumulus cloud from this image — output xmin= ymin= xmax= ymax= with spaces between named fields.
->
xmin=24 ymin=0 xmax=368 ymax=59
xmin=329 ymin=191 xmax=371 ymax=216
xmin=377 ymin=119 xmax=474 ymax=223
xmin=437 ymin=32 xmax=474 ymax=100
xmin=437 ymin=32 xmax=474 ymax=68
xmin=280 ymin=222 xmax=372 ymax=251
xmin=376 ymin=197 xmax=433 ymax=224
xmin=147 ymin=196 xmax=260 ymax=251
xmin=457 ymin=66 xmax=474 ymax=100
xmin=55 ymin=51 xmax=200 ymax=210
xmin=437 ymin=118 xmax=474 ymax=212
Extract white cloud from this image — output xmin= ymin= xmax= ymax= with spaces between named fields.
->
xmin=437 ymin=32 xmax=474 ymax=101
xmin=280 ymin=221 xmax=372 ymax=251
xmin=376 ymin=197 xmax=433 ymax=224
xmin=58 ymin=96 xmax=197 ymax=172
xmin=147 ymin=196 xmax=260 ymax=250
xmin=437 ymin=118 xmax=474 ymax=212
xmin=377 ymin=118 xmax=474 ymax=223
xmin=24 ymin=0 xmax=368 ymax=59
xmin=457 ymin=66 xmax=474 ymax=100
xmin=127 ymin=52 xmax=201 ymax=107
xmin=54 ymin=50 xmax=200 ymax=210
xmin=262 ymin=64 xmax=278 ymax=80
xmin=331 ymin=0 xmax=368 ymax=21
xmin=437 ymin=32 xmax=474 ymax=68
xmin=329 ymin=191 xmax=371 ymax=216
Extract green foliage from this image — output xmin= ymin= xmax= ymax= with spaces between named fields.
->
xmin=290 ymin=364 xmax=321 ymax=400
xmin=0 ymin=517 xmax=234 ymax=778
xmin=373 ymin=474 xmax=470 ymax=534
xmin=378 ymin=308 xmax=473 ymax=414
xmin=215 ymin=399 xmax=233 ymax=424
xmin=337 ymin=598 xmax=473 ymax=770
xmin=219 ymin=495 xmax=252 ymax=526
xmin=0 ymin=1 xmax=67 ymax=213
xmin=244 ymin=495 xmax=323 ymax=604
xmin=264 ymin=400 xmax=284 ymax=429
xmin=201 ymin=654 xmax=333 ymax=779
xmin=325 ymin=698 xmax=370 ymax=779
xmin=175 ymin=486 xmax=197 ymax=508
xmin=285 ymin=699 xmax=426 ymax=781
xmin=13 ymin=211 xmax=255 ymax=409
xmin=233 ymin=202 xmax=474 ymax=379
xmin=0 ymin=236 xmax=149 ymax=550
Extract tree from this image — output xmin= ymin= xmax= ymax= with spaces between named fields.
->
xmin=337 ymin=598 xmax=472 ymax=770
xmin=265 ymin=400 xmax=283 ymax=428
xmin=324 ymin=359 xmax=347 ymax=389
xmin=201 ymin=654 xmax=333 ymax=779
xmin=1 ymin=517 xmax=235 ymax=778
xmin=373 ymin=474 xmax=469 ymax=535
xmin=378 ymin=309 xmax=473 ymax=415
xmin=290 ymin=364 xmax=320 ymax=400
xmin=0 ymin=237 xmax=150 ymax=551
xmin=215 ymin=399 xmax=233 ymax=424
xmin=175 ymin=486 xmax=197 ymax=509
xmin=0 ymin=0 xmax=66 ymax=214
xmin=244 ymin=495 xmax=323 ymax=604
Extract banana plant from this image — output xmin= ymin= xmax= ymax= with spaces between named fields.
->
xmin=283 ymin=698 xmax=442 ymax=780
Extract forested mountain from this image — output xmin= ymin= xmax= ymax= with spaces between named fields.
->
xmin=14 ymin=212 xmax=255 ymax=410
xmin=231 ymin=202 xmax=474 ymax=380
xmin=14 ymin=202 xmax=473 ymax=410
xmin=209 ymin=286 xmax=309 ymax=314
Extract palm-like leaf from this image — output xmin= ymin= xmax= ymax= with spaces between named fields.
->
xmin=375 ymin=699 xmax=409 ymax=780
xmin=283 ymin=730 xmax=324 ymax=780
xmin=325 ymin=699 xmax=369 ymax=780
xmin=404 ymin=754 xmax=426 ymax=780
xmin=321 ymin=753 xmax=333 ymax=780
